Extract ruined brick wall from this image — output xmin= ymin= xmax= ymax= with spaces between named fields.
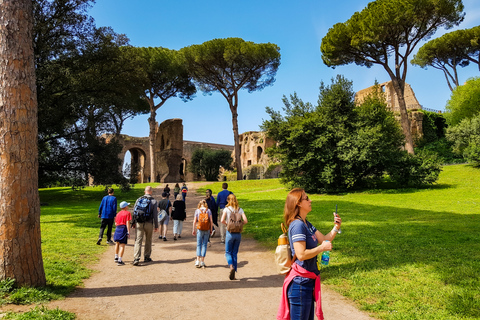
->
xmin=355 ymin=81 xmax=424 ymax=138
xmin=155 ymin=118 xmax=183 ymax=183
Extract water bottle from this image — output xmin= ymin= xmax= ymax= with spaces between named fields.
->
xmin=320 ymin=240 xmax=330 ymax=266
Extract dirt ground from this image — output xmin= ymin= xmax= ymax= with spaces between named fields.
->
xmin=6 ymin=183 xmax=377 ymax=319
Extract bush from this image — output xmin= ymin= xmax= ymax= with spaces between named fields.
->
xmin=265 ymin=163 xmax=282 ymax=178
xmin=446 ymin=114 xmax=480 ymax=167
xmin=262 ymin=76 xmax=441 ymax=193
xmin=387 ymin=150 xmax=442 ymax=186
xmin=244 ymin=164 xmax=264 ymax=179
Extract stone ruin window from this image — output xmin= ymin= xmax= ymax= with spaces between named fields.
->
xmin=257 ymin=146 xmax=263 ymax=163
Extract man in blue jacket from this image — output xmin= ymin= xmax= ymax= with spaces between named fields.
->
xmin=97 ymin=188 xmax=117 ymax=245
xmin=216 ymin=183 xmax=232 ymax=243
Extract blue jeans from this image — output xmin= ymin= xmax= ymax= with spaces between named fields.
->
xmin=287 ymin=279 xmax=315 ymax=320
xmin=225 ymin=231 xmax=241 ymax=271
xmin=196 ymin=230 xmax=209 ymax=257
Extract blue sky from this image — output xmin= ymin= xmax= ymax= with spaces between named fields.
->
xmin=89 ymin=0 xmax=480 ymax=146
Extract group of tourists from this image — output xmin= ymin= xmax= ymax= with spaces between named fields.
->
xmin=96 ymin=182 xmax=248 ymax=280
xmin=98 ymin=184 xmax=342 ymax=318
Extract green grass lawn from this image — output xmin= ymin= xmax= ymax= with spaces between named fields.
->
xmin=8 ymin=165 xmax=480 ymax=319
xmin=38 ymin=183 xmax=159 ymax=296
xmin=201 ymin=165 xmax=480 ymax=320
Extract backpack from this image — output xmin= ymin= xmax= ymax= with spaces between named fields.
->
xmin=275 ymin=223 xmax=296 ymax=275
xmin=158 ymin=199 xmax=169 ymax=222
xmin=226 ymin=208 xmax=243 ymax=233
xmin=133 ymin=196 xmax=152 ymax=223
xmin=197 ymin=209 xmax=210 ymax=231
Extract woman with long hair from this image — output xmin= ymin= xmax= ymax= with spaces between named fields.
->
xmin=220 ymin=194 xmax=248 ymax=280
xmin=171 ymin=194 xmax=186 ymax=240
xmin=277 ymin=188 xmax=342 ymax=320
xmin=192 ymin=199 xmax=212 ymax=268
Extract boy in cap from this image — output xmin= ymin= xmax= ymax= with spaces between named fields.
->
xmin=113 ymin=201 xmax=132 ymax=265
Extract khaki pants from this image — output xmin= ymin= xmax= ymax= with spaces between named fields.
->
xmin=133 ymin=221 xmax=154 ymax=261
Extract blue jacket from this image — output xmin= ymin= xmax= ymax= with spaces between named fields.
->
xmin=99 ymin=195 xmax=117 ymax=219
xmin=216 ymin=189 xmax=231 ymax=209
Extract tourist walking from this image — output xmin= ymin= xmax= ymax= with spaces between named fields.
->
xmin=132 ymin=186 xmax=158 ymax=266
xmin=171 ymin=194 xmax=186 ymax=240
xmin=173 ymin=183 xmax=180 ymax=199
xmin=205 ymin=189 xmax=218 ymax=238
xmin=181 ymin=183 xmax=188 ymax=201
xmin=192 ymin=200 xmax=213 ymax=268
xmin=220 ymin=194 xmax=247 ymax=280
xmin=277 ymin=188 xmax=342 ymax=320
xmin=163 ymin=184 xmax=171 ymax=197
xmin=157 ymin=192 xmax=172 ymax=241
xmin=216 ymin=182 xmax=232 ymax=243
xmin=97 ymin=187 xmax=117 ymax=245
xmin=113 ymin=201 xmax=131 ymax=265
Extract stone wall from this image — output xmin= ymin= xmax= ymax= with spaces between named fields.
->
xmin=355 ymin=80 xmax=424 ymax=138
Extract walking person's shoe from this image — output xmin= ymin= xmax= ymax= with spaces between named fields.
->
xmin=144 ymin=257 xmax=152 ymax=263
xmin=107 ymin=240 xmax=115 ymax=245
xmin=114 ymin=257 xmax=118 ymax=262
xmin=163 ymin=237 xmax=167 ymax=241
xmin=200 ymin=262 xmax=206 ymax=268
xmin=195 ymin=260 xmax=200 ymax=268
xmin=132 ymin=259 xmax=140 ymax=266
xmin=229 ymin=268 xmax=235 ymax=280
xmin=178 ymin=235 xmax=181 ymax=238
xmin=211 ymin=229 xmax=216 ymax=237
xmin=96 ymin=238 xmax=102 ymax=245
xmin=117 ymin=260 xmax=125 ymax=266
xmin=173 ymin=236 xmax=177 ymax=241
xmin=158 ymin=235 xmax=163 ymax=240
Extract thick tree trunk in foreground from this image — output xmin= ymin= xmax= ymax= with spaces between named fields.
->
xmin=0 ymin=0 xmax=46 ymax=286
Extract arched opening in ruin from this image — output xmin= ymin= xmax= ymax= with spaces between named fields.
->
xmin=123 ymin=148 xmax=146 ymax=183
xmin=180 ymin=158 xmax=187 ymax=181
xmin=257 ymin=146 xmax=263 ymax=163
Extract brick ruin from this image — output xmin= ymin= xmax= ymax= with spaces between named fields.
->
xmin=105 ymin=118 xmax=233 ymax=183
xmin=355 ymin=80 xmax=424 ymax=138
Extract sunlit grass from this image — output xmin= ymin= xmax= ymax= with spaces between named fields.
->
xmin=211 ymin=165 xmax=480 ymax=320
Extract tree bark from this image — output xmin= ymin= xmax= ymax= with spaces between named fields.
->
xmin=229 ymin=95 xmax=243 ymax=180
xmin=390 ymin=78 xmax=415 ymax=154
xmin=0 ymin=0 xmax=46 ymax=286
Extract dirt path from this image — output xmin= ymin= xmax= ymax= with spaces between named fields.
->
xmin=41 ymin=183 xmax=375 ymax=320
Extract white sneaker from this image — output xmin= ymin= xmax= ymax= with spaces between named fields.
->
xmin=200 ymin=262 xmax=206 ymax=268
xmin=211 ymin=229 xmax=216 ymax=237
xmin=195 ymin=260 xmax=200 ymax=267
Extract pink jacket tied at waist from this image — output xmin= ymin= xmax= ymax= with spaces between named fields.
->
xmin=277 ymin=263 xmax=323 ymax=320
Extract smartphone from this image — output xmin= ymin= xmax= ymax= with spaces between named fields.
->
xmin=334 ymin=204 xmax=342 ymax=234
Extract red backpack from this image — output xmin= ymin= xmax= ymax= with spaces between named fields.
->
xmin=197 ymin=209 xmax=210 ymax=231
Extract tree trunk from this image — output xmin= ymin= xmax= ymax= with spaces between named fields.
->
xmin=390 ymin=79 xmax=415 ymax=154
xmin=229 ymin=97 xmax=243 ymax=180
xmin=0 ymin=0 xmax=46 ymax=286
xmin=148 ymin=110 xmax=156 ymax=183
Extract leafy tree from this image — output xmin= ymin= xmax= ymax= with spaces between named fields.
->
xmin=320 ymin=0 xmax=465 ymax=154
xmin=446 ymin=114 xmax=480 ymax=166
xmin=34 ymin=1 xmax=148 ymax=186
xmin=445 ymin=77 xmax=480 ymax=126
xmin=412 ymin=26 xmax=480 ymax=91
xmin=130 ymin=47 xmax=196 ymax=182
xmin=0 ymin=0 xmax=46 ymax=286
xmin=181 ymin=38 xmax=281 ymax=180
xmin=189 ymin=148 xmax=233 ymax=181
xmin=262 ymin=75 xmax=440 ymax=193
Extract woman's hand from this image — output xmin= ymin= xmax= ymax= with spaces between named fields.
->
xmin=319 ymin=240 xmax=332 ymax=252
xmin=334 ymin=212 xmax=342 ymax=229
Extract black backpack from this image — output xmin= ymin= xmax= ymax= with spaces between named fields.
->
xmin=133 ymin=196 xmax=152 ymax=223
